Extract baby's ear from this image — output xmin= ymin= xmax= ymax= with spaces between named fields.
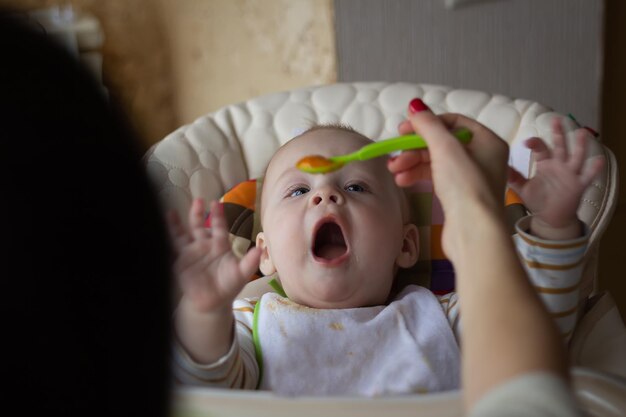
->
xmin=255 ymin=232 xmax=276 ymax=276
xmin=396 ymin=224 xmax=419 ymax=268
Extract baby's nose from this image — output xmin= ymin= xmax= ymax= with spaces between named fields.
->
xmin=311 ymin=189 xmax=343 ymax=206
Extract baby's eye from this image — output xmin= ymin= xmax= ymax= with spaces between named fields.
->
xmin=345 ymin=183 xmax=367 ymax=193
xmin=289 ymin=186 xmax=310 ymax=197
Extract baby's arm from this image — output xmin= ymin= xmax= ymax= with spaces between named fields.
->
xmin=508 ymin=118 xmax=603 ymax=339
xmin=173 ymin=298 xmax=259 ymax=388
xmin=438 ymin=292 xmax=461 ymax=343
xmin=168 ymin=199 xmax=262 ymax=387
xmin=513 ymin=220 xmax=587 ymax=340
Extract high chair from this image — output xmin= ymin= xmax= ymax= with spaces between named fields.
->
xmin=145 ymin=82 xmax=626 ymax=416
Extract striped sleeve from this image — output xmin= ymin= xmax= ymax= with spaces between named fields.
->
xmin=172 ymin=298 xmax=259 ymax=389
xmin=513 ymin=216 xmax=588 ymax=342
xmin=437 ymin=292 xmax=461 ymax=343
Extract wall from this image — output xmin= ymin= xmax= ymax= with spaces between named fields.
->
xmin=335 ymin=0 xmax=603 ymax=128
xmin=1 ymin=0 xmax=336 ymax=148
xmin=1 ymin=0 xmax=178 ymax=148
xmin=158 ymin=0 xmax=336 ymax=128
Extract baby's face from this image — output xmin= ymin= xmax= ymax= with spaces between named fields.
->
xmin=257 ymin=129 xmax=418 ymax=309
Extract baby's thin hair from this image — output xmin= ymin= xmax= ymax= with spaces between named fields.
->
xmin=298 ymin=122 xmax=371 ymax=141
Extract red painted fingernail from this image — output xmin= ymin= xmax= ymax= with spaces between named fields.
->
xmin=584 ymin=126 xmax=599 ymax=137
xmin=388 ymin=156 xmax=398 ymax=163
xmin=409 ymin=98 xmax=429 ymax=114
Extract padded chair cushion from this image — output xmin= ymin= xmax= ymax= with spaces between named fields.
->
xmin=145 ymin=82 xmax=618 ymax=303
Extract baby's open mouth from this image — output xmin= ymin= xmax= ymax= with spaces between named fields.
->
xmin=313 ymin=220 xmax=348 ymax=261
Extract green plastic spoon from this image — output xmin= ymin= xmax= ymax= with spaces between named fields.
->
xmin=296 ymin=127 xmax=472 ymax=174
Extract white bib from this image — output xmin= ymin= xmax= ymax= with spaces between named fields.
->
xmin=254 ymin=285 xmax=460 ymax=396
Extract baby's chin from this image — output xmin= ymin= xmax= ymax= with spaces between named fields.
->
xmin=296 ymin=297 xmax=362 ymax=310
xmin=288 ymin=283 xmax=389 ymax=310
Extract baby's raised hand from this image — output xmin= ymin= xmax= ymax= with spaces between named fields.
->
xmin=507 ymin=118 xmax=604 ymax=240
xmin=168 ymin=199 xmax=262 ymax=314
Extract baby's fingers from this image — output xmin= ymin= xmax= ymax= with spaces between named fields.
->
xmin=238 ymin=247 xmax=263 ymax=282
xmin=207 ymin=201 xmax=231 ymax=252
xmin=189 ymin=198 xmax=207 ymax=241
xmin=551 ymin=117 xmax=569 ymax=162
xmin=579 ymin=155 xmax=605 ymax=188
xmin=525 ymin=137 xmax=551 ymax=162
xmin=174 ymin=241 xmax=210 ymax=279
xmin=215 ymin=248 xmax=262 ymax=298
xmin=506 ymin=166 xmax=528 ymax=195
xmin=166 ymin=210 xmax=191 ymax=254
xmin=568 ymin=129 xmax=591 ymax=173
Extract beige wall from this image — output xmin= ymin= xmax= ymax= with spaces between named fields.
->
xmin=158 ymin=0 xmax=336 ymax=127
xmin=1 ymin=0 xmax=336 ymax=149
xmin=1 ymin=0 xmax=176 ymax=148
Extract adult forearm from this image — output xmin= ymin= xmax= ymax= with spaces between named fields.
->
xmin=175 ymin=296 xmax=234 ymax=364
xmin=451 ymin=206 xmax=567 ymax=408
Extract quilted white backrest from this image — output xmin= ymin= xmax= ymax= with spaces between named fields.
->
xmin=144 ymin=82 xmax=618 ymax=301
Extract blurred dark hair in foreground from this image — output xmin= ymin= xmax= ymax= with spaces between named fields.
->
xmin=0 ymin=13 xmax=172 ymax=417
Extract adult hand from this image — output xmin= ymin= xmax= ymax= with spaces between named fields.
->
xmin=388 ymin=99 xmax=509 ymax=257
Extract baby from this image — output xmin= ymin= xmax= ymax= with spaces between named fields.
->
xmin=170 ymin=122 xmax=595 ymax=396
